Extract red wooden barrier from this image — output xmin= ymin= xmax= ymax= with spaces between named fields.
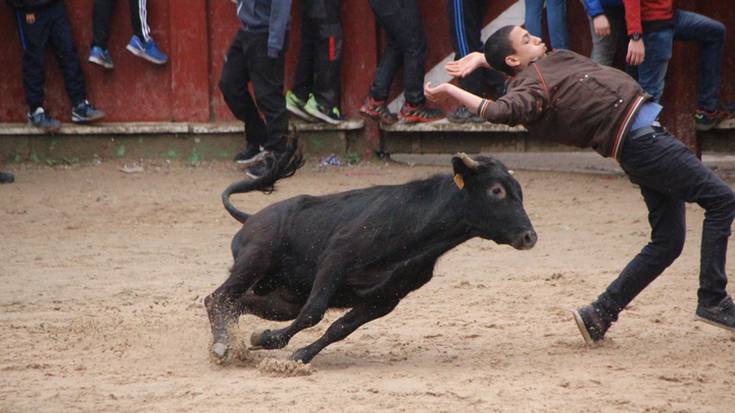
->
xmin=0 ymin=0 xmax=733 ymax=148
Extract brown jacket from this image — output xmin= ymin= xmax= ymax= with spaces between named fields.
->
xmin=478 ymin=50 xmax=650 ymax=159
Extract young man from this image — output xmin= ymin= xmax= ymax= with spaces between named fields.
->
xmin=425 ymin=25 xmax=735 ymax=343
xmin=88 ymin=0 xmax=169 ymax=69
xmin=10 ymin=0 xmax=106 ymax=132
xmin=622 ymin=0 xmax=729 ymax=131
xmin=359 ymin=0 xmax=444 ymax=124
xmin=446 ymin=0 xmax=507 ymax=123
xmin=219 ymin=0 xmax=292 ymax=179
xmin=284 ymin=0 xmax=344 ymax=125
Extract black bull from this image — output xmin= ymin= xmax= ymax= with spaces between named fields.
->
xmin=206 ymin=153 xmax=537 ymax=363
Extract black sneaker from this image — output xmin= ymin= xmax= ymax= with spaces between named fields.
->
xmin=695 ymin=296 xmax=735 ymax=332
xmin=233 ymin=143 xmax=261 ymax=162
xmin=359 ymin=96 xmax=398 ymax=125
xmin=27 ymin=107 xmax=61 ymax=133
xmin=71 ymin=100 xmax=105 ymax=123
xmin=235 ymin=149 xmax=273 ymax=168
xmin=0 ymin=171 xmax=14 ymax=184
xmin=448 ymin=106 xmax=483 ymax=123
xmin=572 ymin=304 xmax=611 ymax=345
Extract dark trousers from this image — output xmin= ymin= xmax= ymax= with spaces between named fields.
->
xmin=219 ymin=30 xmax=287 ymax=152
xmin=597 ymin=128 xmax=735 ymax=320
xmin=14 ymin=0 xmax=87 ymax=111
xmin=92 ymin=0 xmax=151 ymax=49
xmin=292 ymin=0 xmax=342 ymax=109
xmin=447 ymin=0 xmax=506 ymax=99
xmin=367 ymin=0 xmax=427 ymax=105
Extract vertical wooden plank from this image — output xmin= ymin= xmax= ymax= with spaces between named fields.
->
xmin=169 ymin=0 xmax=210 ymax=121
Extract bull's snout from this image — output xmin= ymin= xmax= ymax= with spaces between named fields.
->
xmin=512 ymin=230 xmax=537 ymax=250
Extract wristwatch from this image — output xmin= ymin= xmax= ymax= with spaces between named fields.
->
xmin=630 ymin=32 xmax=642 ymax=41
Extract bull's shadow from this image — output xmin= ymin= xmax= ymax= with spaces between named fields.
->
xmin=206 ymin=153 xmax=537 ymax=364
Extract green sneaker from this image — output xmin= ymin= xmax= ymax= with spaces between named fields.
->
xmin=304 ymin=94 xmax=345 ymax=125
xmin=285 ymin=91 xmax=316 ymax=122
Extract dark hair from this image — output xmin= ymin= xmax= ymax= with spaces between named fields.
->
xmin=484 ymin=25 xmax=517 ymax=77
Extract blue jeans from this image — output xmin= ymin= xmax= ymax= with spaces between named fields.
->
xmin=524 ymin=0 xmax=569 ymax=50
xmin=596 ymin=127 xmax=735 ymax=321
xmin=637 ymin=10 xmax=725 ymax=111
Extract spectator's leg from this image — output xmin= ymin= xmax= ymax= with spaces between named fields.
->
xmin=91 ymin=0 xmax=116 ymax=49
xmin=367 ymin=0 xmax=403 ymax=101
xmin=545 ymin=0 xmax=569 ymax=49
xmin=48 ymin=1 xmax=87 ymax=107
xmin=292 ymin=7 xmax=317 ymax=102
xmin=637 ymin=28 xmax=674 ymax=103
xmin=312 ymin=0 xmax=342 ymax=110
xmin=248 ymin=33 xmax=288 ymax=153
xmin=673 ymin=10 xmax=725 ymax=112
xmin=389 ymin=0 xmax=427 ymax=105
xmin=128 ymin=0 xmax=151 ymax=42
xmin=15 ymin=8 xmax=50 ymax=112
xmin=219 ymin=31 xmax=267 ymax=148
xmin=449 ymin=0 xmax=486 ymax=97
xmin=524 ymin=0 xmax=544 ymax=41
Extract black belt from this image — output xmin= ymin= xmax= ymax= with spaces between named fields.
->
xmin=627 ymin=125 xmax=663 ymax=141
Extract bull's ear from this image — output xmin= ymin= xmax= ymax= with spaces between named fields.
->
xmin=452 ymin=153 xmax=479 ymax=190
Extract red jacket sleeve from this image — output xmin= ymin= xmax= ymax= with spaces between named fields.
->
xmin=623 ymin=0 xmax=642 ymax=35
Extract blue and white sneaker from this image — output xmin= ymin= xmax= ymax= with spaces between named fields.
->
xmin=126 ymin=35 xmax=168 ymax=65
xmin=71 ymin=100 xmax=105 ymax=124
xmin=28 ymin=107 xmax=61 ymax=133
xmin=88 ymin=46 xmax=114 ymax=69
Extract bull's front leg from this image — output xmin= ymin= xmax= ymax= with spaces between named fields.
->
xmin=250 ymin=262 xmax=345 ymax=350
xmin=288 ymin=299 xmax=400 ymax=363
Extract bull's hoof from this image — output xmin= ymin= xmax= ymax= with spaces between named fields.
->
xmin=288 ymin=348 xmax=315 ymax=364
xmin=250 ymin=329 xmax=287 ymax=350
xmin=211 ymin=342 xmax=229 ymax=359
xmin=250 ymin=329 xmax=271 ymax=348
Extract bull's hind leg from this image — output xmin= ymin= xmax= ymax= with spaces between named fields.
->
xmin=205 ymin=247 xmax=274 ymax=360
xmin=288 ymin=299 xmax=400 ymax=363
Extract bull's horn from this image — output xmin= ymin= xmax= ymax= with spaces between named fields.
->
xmin=457 ymin=153 xmax=479 ymax=170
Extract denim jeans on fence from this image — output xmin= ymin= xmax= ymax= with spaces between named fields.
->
xmin=597 ymin=128 xmax=735 ymax=320
xmin=637 ymin=10 xmax=725 ymax=111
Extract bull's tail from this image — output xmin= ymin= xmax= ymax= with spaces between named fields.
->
xmin=222 ymin=141 xmax=305 ymax=223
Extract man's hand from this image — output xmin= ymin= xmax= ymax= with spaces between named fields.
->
xmin=592 ymin=15 xmax=610 ymax=37
xmin=626 ymin=39 xmax=645 ymax=66
xmin=446 ymin=52 xmax=488 ymax=78
xmin=424 ymin=82 xmax=452 ymax=103
xmin=25 ymin=13 xmax=36 ymax=24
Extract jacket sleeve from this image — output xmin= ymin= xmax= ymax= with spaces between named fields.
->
xmin=583 ymin=0 xmax=604 ymax=17
xmin=483 ymin=77 xmax=548 ymax=126
xmin=267 ymin=0 xmax=292 ymax=58
xmin=623 ymin=0 xmax=642 ymax=35
xmin=6 ymin=0 xmax=28 ymax=11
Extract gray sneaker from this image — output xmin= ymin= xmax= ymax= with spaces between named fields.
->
xmin=28 ymin=107 xmax=61 ymax=133
xmin=72 ymin=100 xmax=105 ymax=124
xmin=695 ymin=296 xmax=735 ymax=332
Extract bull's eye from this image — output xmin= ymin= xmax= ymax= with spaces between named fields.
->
xmin=488 ymin=184 xmax=506 ymax=199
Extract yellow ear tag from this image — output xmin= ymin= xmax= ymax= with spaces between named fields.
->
xmin=453 ymin=174 xmax=465 ymax=190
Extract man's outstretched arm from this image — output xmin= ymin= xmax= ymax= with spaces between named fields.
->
xmin=425 ymin=82 xmax=486 ymax=114
xmin=445 ymin=52 xmax=491 ymax=79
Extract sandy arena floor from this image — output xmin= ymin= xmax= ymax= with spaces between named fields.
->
xmin=1 ymin=160 xmax=734 ymax=413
